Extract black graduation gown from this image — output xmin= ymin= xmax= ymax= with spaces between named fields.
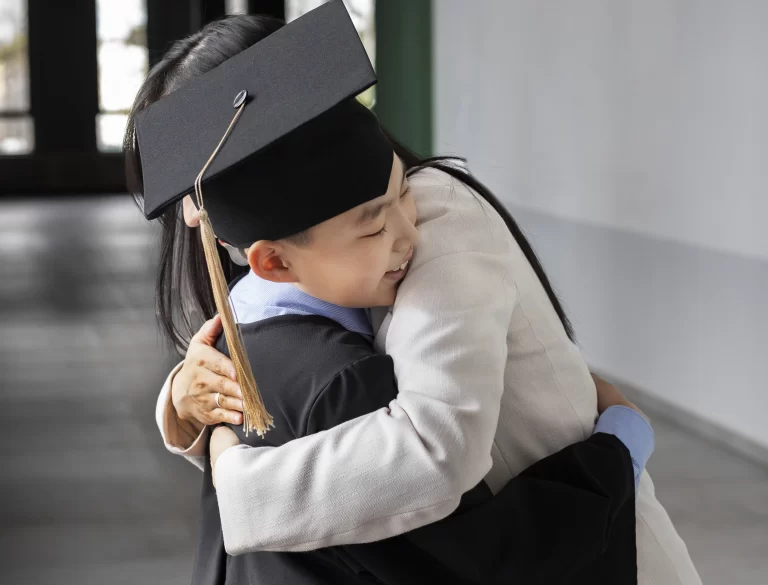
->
xmin=191 ymin=314 xmax=637 ymax=585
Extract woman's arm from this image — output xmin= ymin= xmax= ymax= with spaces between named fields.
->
xmin=156 ymin=316 xmax=245 ymax=470
xmin=156 ymin=361 xmax=207 ymax=471
xmin=346 ymin=431 xmax=640 ymax=585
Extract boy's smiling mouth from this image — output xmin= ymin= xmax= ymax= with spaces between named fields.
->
xmin=384 ymin=248 xmax=414 ymax=281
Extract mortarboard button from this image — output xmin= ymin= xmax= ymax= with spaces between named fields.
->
xmin=233 ymin=89 xmax=248 ymax=108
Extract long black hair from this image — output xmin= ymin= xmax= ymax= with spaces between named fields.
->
xmin=124 ymin=14 xmax=573 ymax=354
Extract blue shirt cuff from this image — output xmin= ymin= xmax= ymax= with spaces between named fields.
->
xmin=593 ymin=405 xmax=655 ymax=490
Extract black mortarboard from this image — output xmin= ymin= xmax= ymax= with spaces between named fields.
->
xmin=135 ymin=0 xmax=393 ymax=247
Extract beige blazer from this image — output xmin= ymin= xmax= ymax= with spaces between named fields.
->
xmin=156 ymin=167 xmax=700 ymax=584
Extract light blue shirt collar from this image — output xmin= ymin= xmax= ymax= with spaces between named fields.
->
xmin=229 ymin=271 xmax=373 ymax=338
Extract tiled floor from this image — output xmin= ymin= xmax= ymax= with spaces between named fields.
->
xmin=644 ymin=420 xmax=768 ymax=584
xmin=0 ymin=196 xmax=200 ymax=584
xmin=0 ymin=196 xmax=766 ymax=584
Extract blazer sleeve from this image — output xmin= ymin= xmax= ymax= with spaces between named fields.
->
xmin=155 ymin=360 xmax=208 ymax=471
xmin=213 ymin=171 xmax=517 ymax=554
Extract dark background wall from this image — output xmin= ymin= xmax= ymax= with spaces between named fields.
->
xmin=0 ymin=0 xmax=286 ymax=195
xmin=0 ymin=0 xmax=432 ymax=196
xmin=375 ymin=0 xmax=431 ymax=157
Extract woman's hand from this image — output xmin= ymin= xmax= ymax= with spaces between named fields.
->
xmin=171 ymin=315 xmax=244 ymax=428
xmin=210 ymin=425 xmax=241 ymax=488
xmin=591 ymin=373 xmax=644 ymax=417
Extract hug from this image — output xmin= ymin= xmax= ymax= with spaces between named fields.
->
xmin=125 ymin=2 xmax=701 ymax=584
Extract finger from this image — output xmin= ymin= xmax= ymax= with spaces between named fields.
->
xmin=189 ymin=316 xmax=215 ymax=345
xmin=210 ymin=407 xmax=244 ymax=426
xmin=211 ymin=391 xmax=244 ymax=413
xmin=190 ymin=314 xmax=223 ymax=347
xmin=190 ymin=345 xmax=238 ymax=382
xmin=196 ymin=366 xmax=242 ymax=400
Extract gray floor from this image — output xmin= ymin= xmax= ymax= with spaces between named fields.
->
xmin=0 ymin=196 xmax=766 ymax=584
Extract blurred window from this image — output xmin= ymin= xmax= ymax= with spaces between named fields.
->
xmin=226 ymin=0 xmax=249 ymax=15
xmin=286 ymin=0 xmax=375 ymax=107
xmin=96 ymin=0 xmax=148 ymax=152
xmin=0 ymin=0 xmax=33 ymax=155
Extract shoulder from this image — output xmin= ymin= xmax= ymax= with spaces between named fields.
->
xmin=218 ymin=315 xmax=391 ymax=440
xmin=238 ymin=315 xmax=376 ymax=384
xmin=304 ymin=352 xmax=396 ymax=435
xmin=407 ymin=165 xmax=514 ymax=266
xmin=408 ymin=165 xmax=497 ymax=225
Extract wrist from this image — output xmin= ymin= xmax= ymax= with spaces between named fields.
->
xmin=180 ymin=416 xmax=205 ymax=438
xmin=170 ymin=404 xmax=205 ymax=445
xmin=170 ymin=368 xmax=190 ymax=422
xmin=169 ymin=368 xmax=206 ymax=437
xmin=163 ymin=375 xmax=205 ymax=450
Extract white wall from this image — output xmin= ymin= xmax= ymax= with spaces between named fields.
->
xmin=434 ymin=0 xmax=768 ymax=448
xmin=435 ymin=0 xmax=768 ymax=261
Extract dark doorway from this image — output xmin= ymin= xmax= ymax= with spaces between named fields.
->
xmin=0 ymin=0 xmax=285 ymax=196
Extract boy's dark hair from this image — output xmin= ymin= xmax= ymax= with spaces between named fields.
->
xmin=124 ymin=15 xmax=573 ymax=354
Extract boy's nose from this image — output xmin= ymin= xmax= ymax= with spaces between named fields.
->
xmin=392 ymin=212 xmax=419 ymax=252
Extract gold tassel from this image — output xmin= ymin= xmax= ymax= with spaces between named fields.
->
xmin=197 ymin=209 xmax=274 ymax=437
xmin=193 ymin=98 xmax=274 ymax=437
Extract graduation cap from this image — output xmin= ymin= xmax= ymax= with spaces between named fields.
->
xmin=136 ymin=0 xmax=392 ymax=245
xmin=134 ymin=0 xmax=393 ymax=436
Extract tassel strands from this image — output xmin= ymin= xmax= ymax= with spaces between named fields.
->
xmin=196 ymin=210 xmax=273 ymax=437
xmin=193 ymin=98 xmax=274 ymax=437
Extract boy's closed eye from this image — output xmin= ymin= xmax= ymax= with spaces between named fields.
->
xmin=362 ymin=187 xmax=411 ymax=239
xmin=365 ymin=226 xmax=388 ymax=238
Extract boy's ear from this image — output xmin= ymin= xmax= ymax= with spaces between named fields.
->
xmin=246 ymin=241 xmax=299 ymax=284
